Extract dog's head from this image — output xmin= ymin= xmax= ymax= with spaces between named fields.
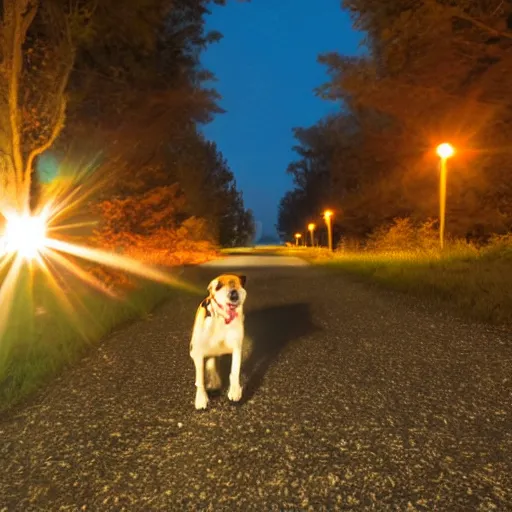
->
xmin=207 ymin=274 xmax=247 ymax=311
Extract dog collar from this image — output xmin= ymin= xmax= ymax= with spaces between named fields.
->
xmin=212 ymin=298 xmax=238 ymax=325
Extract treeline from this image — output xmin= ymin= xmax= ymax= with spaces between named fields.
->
xmin=278 ymin=0 xmax=512 ymax=245
xmin=0 ymin=0 xmax=254 ymax=249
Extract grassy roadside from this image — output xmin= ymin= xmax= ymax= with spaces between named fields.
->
xmin=0 ymin=262 xmax=205 ymax=412
xmin=291 ymin=244 xmax=512 ymax=326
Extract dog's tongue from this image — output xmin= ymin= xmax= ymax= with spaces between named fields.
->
xmin=226 ymin=305 xmax=237 ymax=323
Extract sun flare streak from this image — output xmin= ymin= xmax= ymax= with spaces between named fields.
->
xmin=44 ymin=248 xmax=119 ymax=299
xmin=0 ymin=254 xmax=25 ymax=338
xmin=44 ymin=238 xmax=186 ymax=287
xmin=0 ymin=201 xmax=199 ymax=342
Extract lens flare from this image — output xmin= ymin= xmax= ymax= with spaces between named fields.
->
xmin=0 ymin=176 xmax=201 ymax=343
xmin=2 ymin=212 xmax=48 ymax=260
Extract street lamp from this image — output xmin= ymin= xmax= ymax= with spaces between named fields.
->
xmin=294 ymin=232 xmax=302 ymax=246
xmin=436 ymin=143 xmax=455 ymax=249
xmin=307 ymin=223 xmax=316 ymax=247
xmin=323 ymin=210 xmax=333 ymax=251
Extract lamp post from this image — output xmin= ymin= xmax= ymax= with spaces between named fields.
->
xmin=323 ymin=210 xmax=333 ymax=251
xmin=307 ymin=223 xmax=316 ymax=247
xmin=436 ymin=143 xmax=455 ymax=249
xmin=294 ymin=233 xmax=302 ymax=246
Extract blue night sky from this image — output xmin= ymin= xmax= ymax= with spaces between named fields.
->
xmin=201 ymin=0 xmax=363 ymax=239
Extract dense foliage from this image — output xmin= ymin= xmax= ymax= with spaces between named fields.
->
xmin=278 ymin=0 xmax=512 ymax=245
xmin=0 ymin=0 xmax=254 ymax=249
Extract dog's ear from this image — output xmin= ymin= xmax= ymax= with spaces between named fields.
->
xmin=208 ymin=278 xmax=225 ymax=294
xmin=238 ymin=275 xmax=247 ymax=288
xmin=207 ymin=278 xmax=217 ymax=295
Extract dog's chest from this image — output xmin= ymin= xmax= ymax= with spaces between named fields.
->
xmin=201 ymin=317 xmax=243 ymax=356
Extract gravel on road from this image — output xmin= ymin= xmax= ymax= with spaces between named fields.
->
xmin=0 ymin=258 xmax=511 ymax=511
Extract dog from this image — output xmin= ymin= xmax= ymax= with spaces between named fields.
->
xmin=189 ymin=274 xmax=247 ymax=410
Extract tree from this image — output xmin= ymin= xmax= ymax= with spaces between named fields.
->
xmin=60 ymin=0 xmax=226 ymax=194
xmin=277 ymin=112 xmax=410 ymax=240
xmin=279 ymin=0 xmax=512 ymax=241
xmin=0 ymin=0 xmax=180 ymax=208
xmin=0 ymin=0 xmax=253 ymax=253
xmin=0 ymin=0 xmax=91 ymax=211
xmin=277 ymin=189 xmax=309 ymax=239
xmin=170 ymin=137 xmax=254 ymax=246
xmin=321 ymin=0 xmax=512 ymax=235
xmin=11 ymin=0 xmax=254 ymax=250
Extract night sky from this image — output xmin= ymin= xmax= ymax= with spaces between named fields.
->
xmin=201 ymin=0 xmax=362 ymax=240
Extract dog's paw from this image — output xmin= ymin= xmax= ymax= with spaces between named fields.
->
xmin=228 ymin=383 xmax=242 ymax=402
xmin=195 ymin=388 xmax=209 ymax=410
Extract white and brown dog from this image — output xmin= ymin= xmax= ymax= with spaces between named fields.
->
xmin=189 ymin=274 xmax=247 ymax=410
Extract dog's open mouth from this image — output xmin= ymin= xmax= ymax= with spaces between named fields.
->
xmin=227 ymin=303 xmax=238 ymax=310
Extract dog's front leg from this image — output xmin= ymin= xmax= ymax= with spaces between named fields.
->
xmin=228 ymin=348 xmax=243 ymax=402
xmin=192 ymin=355 xmax=209 ymax=410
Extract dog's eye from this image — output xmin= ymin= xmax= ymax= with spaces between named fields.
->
xmin=215 ymin=281 xmax=223 ymax=291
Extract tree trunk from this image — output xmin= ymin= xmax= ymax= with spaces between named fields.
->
xmin=0 ymin=0 xmax=39 ymax=212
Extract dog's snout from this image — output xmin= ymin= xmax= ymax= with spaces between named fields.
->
xmin=229 ymin=289 xmax=239 ymax=302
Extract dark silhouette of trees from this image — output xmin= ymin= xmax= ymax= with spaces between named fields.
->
xmin=279 ymin=0 xmax=512 ymax=243
xmin=0 ymin=0 xmax=254 ymax=247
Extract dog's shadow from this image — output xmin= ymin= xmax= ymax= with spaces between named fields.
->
xmin=216 ymin=302 xmax=319 ymax=404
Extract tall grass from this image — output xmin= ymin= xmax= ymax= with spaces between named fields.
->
xmin=302 ymin=223 xmax=512 ymax=324
xmin=0 ymin=263 xmax=201 ymax=411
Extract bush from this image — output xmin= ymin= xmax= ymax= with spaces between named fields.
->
xmin=481 ymin=233 xmax=512 ymax=262
xmin=91 ymin=185 xmax=218 ymax=267
xmin=337 ymin=237 xmax=364 ymax=252
xmin=304 ymin=221 xmax=512 ymax=325
xmin=93 ymin=184 xmax=186 ymax=242
xmin=365 ymin=218 xmax=439 ymax=252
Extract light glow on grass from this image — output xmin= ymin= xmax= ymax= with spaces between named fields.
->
xmin=0 ymin=159 xmax=210 ymax=409
xmin=0 ymin=189 xmax=200 ymax=343
xmin=289 ymin=245 xmax=511 ymax=325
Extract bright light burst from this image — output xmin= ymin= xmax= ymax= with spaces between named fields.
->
xmin=0 ymin=181 xmax=199 ymax=340
xmin=436 ymin=142 xmax=455 ymax=160
xmin=2 ymin=212 xmax=48 ymax=261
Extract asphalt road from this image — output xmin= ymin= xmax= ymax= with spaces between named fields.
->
xmin=0 ymin=255 xmax=511 ymax=510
